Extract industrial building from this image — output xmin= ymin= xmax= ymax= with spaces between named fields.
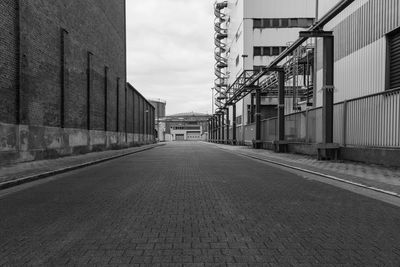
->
xmin=210 ymin=0 xmax=400 ymax=167
xmin=158 ymin=112 xmax=211 ymax=142
xmin=0 ymin=0 xmax=155 ymax=164
xmin=213 ymin=0 xmax=316 ymax=143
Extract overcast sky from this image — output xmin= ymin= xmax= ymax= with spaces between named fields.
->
xmin=126 ymin=0 xmax=215 ymax=115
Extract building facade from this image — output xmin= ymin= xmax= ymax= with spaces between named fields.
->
xmin=159 ymin=113 xmax=211 ymax=142
xmin=0 ymin=0 xmax=155 ymax=164
xmin=215 ymin=0 xmax=315 ymax=135
xmin=211 ymin=0 xmax=400 ymax=167
xmin=149 ymin=99 xmax=166 ymax=141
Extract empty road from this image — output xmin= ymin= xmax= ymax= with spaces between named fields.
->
xmin=1 ymin=142 xmax=400 ymax=266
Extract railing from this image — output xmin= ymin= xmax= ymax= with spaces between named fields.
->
xmin=234 ymin=88 xmax=400 ymax=148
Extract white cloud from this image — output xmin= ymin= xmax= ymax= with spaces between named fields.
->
xmin=126 ymin=0 xmax=215 ymax=115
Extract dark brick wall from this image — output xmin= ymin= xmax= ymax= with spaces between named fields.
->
xmin=18 ymin=0 xmax=126 ymax=128
xmin=1 ymin=0 xmax=156 ymax=142
xmin=133 ymin=91 xmax=140 ymax=134
xmin=0 ymin=0 xmax=18 ymax=124
xmin=126 ymin=87 xmax=134 ymax=134
xmin=106 ymin=76 xmax=118 ymax=132
xmin=139 ymin=98 xmax=144 ymax=135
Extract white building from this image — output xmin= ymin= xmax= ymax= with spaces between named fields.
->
xmin=212 ymin=0 xmax=400 ymax=166
xmin=218 ymin=0 xmax=316 ymax=129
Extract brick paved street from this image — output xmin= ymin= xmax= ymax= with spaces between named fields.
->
xmin=1 ymin=142 xmax=400 ymax=266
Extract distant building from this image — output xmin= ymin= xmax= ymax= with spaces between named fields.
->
xmin=159 ymin=112 xmax=211 ymax=141
xmin=149 ymin=99 xmax=167 ymax=141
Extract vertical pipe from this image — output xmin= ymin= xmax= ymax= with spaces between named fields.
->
xmin=104 ymin=66 xmax=108 ymax=131
xmin=232 ymin=104 xmax=237 ymax=144
xmin=16 ymin=0 xmax=21 ymax=125
xmin=116 ymin=77 xmax=120 ymax=132
xmin=322 ymin=36 xmax=334 ymax=144
xmin=86 ymin=52 xmax=93 ymax=130
xmin=250 ymin=93 xmax=255 ymax=123
xmin=217 ymin=114 xmax=221 ymax=142
xmin=255 ymin=88 xmax=261 ymax=148
xmin=278 ymin=70 xmax=285 ymax=141
xmin=125 ymin=85 xmax=127 ymax=142
xmin=226 ymin=108 xmax=230 ymax=143
xmin=313 ymin=0 xmax=319 ymax=107
xmin=342 ymin=100 xmax=347 ymax=146
xmin=60 ymin=29 xmax=68 ymax=128
xmin=221 ymin=112 xmax=225 ymax=143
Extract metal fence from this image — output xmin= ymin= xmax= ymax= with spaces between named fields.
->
xmin=234 ymin=88 xmax=400 ymax=148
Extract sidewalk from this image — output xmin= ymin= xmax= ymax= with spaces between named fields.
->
xmin=213 ymin=143 xmax=400 ymax=196
xmin=0 ymin=143 xmax=164 ymax=189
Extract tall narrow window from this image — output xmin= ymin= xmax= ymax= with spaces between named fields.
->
xmin=388 ymin=28 xmax=400 ymax=90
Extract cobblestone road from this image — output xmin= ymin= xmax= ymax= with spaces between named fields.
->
xmin=1 ymin=142 xmax=400 ymax=266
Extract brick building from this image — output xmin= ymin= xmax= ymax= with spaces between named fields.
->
xmin=0 ymin=0 xmax=155 ymax=164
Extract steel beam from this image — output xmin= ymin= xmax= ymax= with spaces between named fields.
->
xmin=222 ymin=0 xmax=355 ymax=109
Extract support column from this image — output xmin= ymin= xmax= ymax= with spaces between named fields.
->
xmin=274 ymin=68 xmax=288 ymax=153
xmin=232 ymin=104 xmax=237 ymax=145
xmin=218 ymin=114 xmax=222 ymax=143
xmin=221 ymin=112 xmax=225 ymax=143
xmin=322 ymin=35 xmax=334 ymax=144
xmin=250 ymin=93 xmax=255 ymax=123
xmin=278 ymin=69 xmax=285 ymax=142
xmin=212 ymin=116 xmax=216 ymax=142
xmin=299 ymin=30 xmax=338 ymax=160
xmin=254 ymin=88 xmax=262 ymax=149
xmin=207 ymin=119 xmax=211 ymax=142
xmin=226 ymin=108 xmax=230 ymax=144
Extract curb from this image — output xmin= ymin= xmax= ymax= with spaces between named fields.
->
xmin=0 ymin=143 xmax=165 ymax=190
xmin=217 ymin=146 xmax=400 ymax=199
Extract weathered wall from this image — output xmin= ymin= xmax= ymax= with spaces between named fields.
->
xmin=0 ymin=1 xmax=155 ymax=164
xmin=0 ymin=0 xmax=18 ymax=124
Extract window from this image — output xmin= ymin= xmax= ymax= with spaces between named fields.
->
xmin=388 ymin=28 xmax=400 ymax=90
xmin=298 ymin=18 xmax=314 ymax=28
xmin=253 ymin=19 xmax=262 ymax=28
xmin=236 ymin=115 xmax=242 ymax=125
xmin=253 ymin=66 xmax=265 ymax=72
xmin=253 ymin=18 xmax=314 ymax=29
xmin=272 ymin=19 xmax=280 ymax=28
xmin=290 ymin=18 xmax=298 ymax=27
xmin=272 ymin=47 xmax=280 ymax=56
xmin=254 ymin=47 xmax=286 ymax=57
xmin=263 ymin=19 xmax=271 ymax=28
xmin=281 ymin=19 xmax=289 ymax=28
xmin=254 ymin=47 xmax=262 ymax=56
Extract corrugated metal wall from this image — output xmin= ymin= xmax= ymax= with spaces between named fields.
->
xmin=316 ymin=0 xmax=400 ymax=106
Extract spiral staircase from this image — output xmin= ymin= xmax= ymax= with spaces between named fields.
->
xmin=214 ymin=1 xmax=229 ymax=110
